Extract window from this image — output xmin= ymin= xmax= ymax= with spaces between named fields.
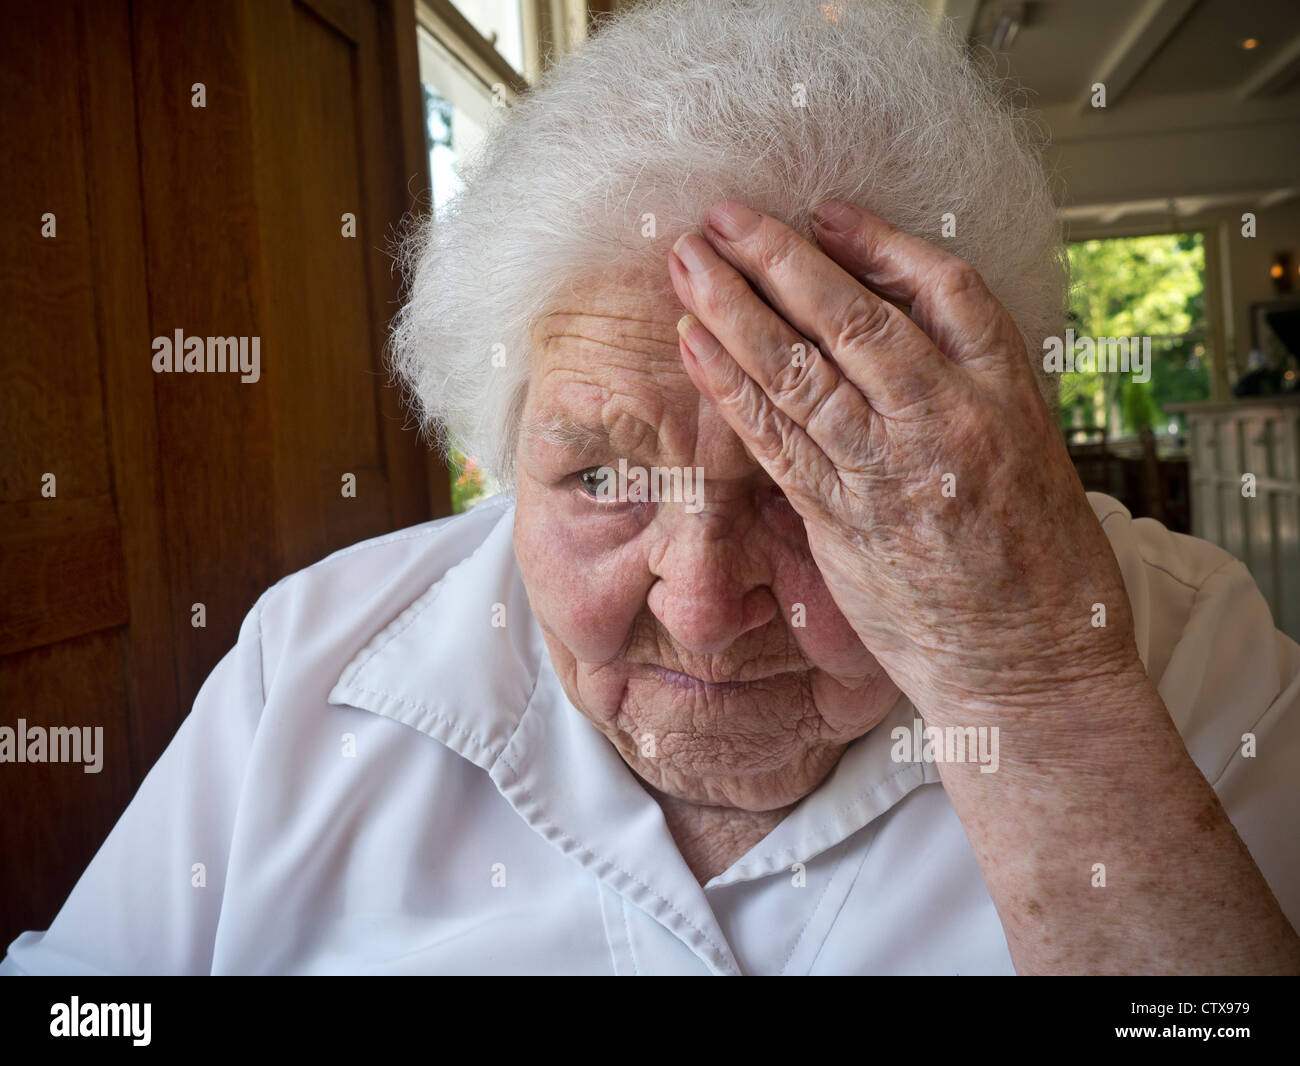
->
xmin=416 ymin=2 xmax=531 ymax=510
xmin=1061 ymin=232 xmax=1212 ymax=444
xmin=418 ymin=26 xmax=497 ymax=215
xmin=447 ymin=0 xmax=525 ymax=74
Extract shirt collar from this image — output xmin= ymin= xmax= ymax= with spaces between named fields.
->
xmin=328 ymin=497 xmax=938 ymax=972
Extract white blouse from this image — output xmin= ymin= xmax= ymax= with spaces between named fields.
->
xmin=4 ymin=492 xmax=1297 ymax=975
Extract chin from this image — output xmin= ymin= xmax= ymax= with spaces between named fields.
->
xmin=609 ymin=675 xmax=847 ymax=806
xmin=625 ymin=737 xmax=849 ymax=811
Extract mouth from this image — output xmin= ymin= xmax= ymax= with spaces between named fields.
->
xmin=647 ymin=664 xmax=796 ymax=694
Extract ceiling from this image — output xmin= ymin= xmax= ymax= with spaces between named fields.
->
xmin=959 ymin=0 xmax=1300 ymax=106
xmin=929 ymin=0 xmax=1300 ymax=227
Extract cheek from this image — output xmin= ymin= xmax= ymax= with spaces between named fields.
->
xmin=514 ymin=493 xmax=649 ymax=662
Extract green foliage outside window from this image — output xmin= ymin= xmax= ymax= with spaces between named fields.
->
xmin=450 ymin=451 xmax=489 ymax=514
xmin=1062 ymin=233 xmax=1210 ymax=438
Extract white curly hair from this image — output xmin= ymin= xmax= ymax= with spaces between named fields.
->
xmin=389 ymin=0 xmax=1065 ymax=487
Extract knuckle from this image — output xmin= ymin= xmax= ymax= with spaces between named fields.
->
xmin=719 ymin=372 xmax=777 ymax=446
xmin=716 ymin=367 xmax=756 ymax=415
xmin=755 ymin=231 xmax=801 ymax=277
xmin=768 ymin=429 xmax=800 ymax=479
xmin=779 ymin=358 xmax=839 ymax=430
xmin=835 ymin=291 xmax=895 ymax=352
xmin=938 ymin=258 xmax=988 ymax=301
xmin=806 ymin=377 xmax=859 ymax=439
xmin=699 ymin=272 xmax=748 ymax=321
xmin=768 ymin=344 xmax=818 ymax=401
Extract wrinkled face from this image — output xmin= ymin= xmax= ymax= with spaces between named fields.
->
xmin=513 ymin=267 xmax=900 ymax=811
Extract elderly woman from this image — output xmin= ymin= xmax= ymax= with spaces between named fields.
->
xmin=4 ymin=0 xmax=1298 ymax=977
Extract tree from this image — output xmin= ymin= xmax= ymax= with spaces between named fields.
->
xmin=1063 ymin=233 xmax=1209 ymax=438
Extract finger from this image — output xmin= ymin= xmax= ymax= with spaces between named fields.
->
xmin=811 ymin=199 xmax=1027 ymax=376
xmin=668 ymin=234 xmax=878 ymax=471
xmin=673 ymin=317 xmax=840 ymax=523
xmin=698 ymin=201 xmax=958 ymax=417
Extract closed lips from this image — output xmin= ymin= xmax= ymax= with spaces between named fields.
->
xmin=648 ymin=665 xmax=794 ymax=692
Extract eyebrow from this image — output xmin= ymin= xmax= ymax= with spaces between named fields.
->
xmin=524 ymin=413 xmax=611 ymax=459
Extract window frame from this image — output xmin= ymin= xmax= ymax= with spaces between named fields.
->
xmin=415 ymin=0 xmax=531 ymax=103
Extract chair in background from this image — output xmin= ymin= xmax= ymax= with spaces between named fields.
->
xmin=1065 ymin=425 xmax=1125 ymax=500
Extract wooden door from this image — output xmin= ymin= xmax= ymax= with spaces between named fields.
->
xmin=0 ymin=0 xmax=448 ymax=955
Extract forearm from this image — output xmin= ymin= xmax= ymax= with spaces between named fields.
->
xmin=929 ymin=667 xmax=1300 ymax=975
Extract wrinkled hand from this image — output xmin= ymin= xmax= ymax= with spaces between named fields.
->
xmin=667 ymin=200 xmax=1144 ymax=724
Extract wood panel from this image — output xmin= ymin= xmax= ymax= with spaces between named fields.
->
xmin=0 ymin=0 xmax=143 ymax=948
xmin=0 ymin=497 xmax=126 ymax=656
xmin=244 ymin=0 xmax=442 ymax=574
xmin=132 ymin=0 xmax=282 ymax=717
xmin=0 ymin=630 xmax=135 ymax=941
xmin=0 ymin=0 xmax=443 ymax=957
xmin=78 ymin=0 xmax=181 ymax=779
xmin=0 ymin=1 xmax=111 ymax=505
xmin=246 ymin=0 xmax=388 ymax=575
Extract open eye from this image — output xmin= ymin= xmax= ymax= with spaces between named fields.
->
xmin=576 ymin=466 xmax=616 ymax=499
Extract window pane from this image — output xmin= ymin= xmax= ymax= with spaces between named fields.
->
xmin=451 ymin=0 xmax=524 ymax=75
xmin=1063 ymin=232 xmax=1210 ymax=441
xmin=417 ymin=25 xmax=496 ymax=215
xmin=417 ymin=25 xmax=506 ymax=509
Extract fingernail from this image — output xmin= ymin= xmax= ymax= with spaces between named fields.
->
xmin=677 ymin=314 xmax=721 ymax=362
xmin=673 ymin=232 xmax=716 ymax=273
xmin=813 ymin=199 xmax=858 ymax=233
xmin=706 ymin=201 xmax=761 ymax=240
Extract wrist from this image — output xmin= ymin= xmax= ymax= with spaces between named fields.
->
xmin=916 ymin=652 xmax=1175 ymax=781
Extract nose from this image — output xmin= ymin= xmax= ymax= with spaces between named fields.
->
xmin=646 ymin=526 xmax=777 ymax=657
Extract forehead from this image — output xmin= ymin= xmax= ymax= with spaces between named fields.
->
xmin=530 ymin=266 xmax=683 ymax=374
xmin=525 ymin=267 xmax=697 ymax=438
xmin=521 ymin=266 xmax=764 ymax=479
